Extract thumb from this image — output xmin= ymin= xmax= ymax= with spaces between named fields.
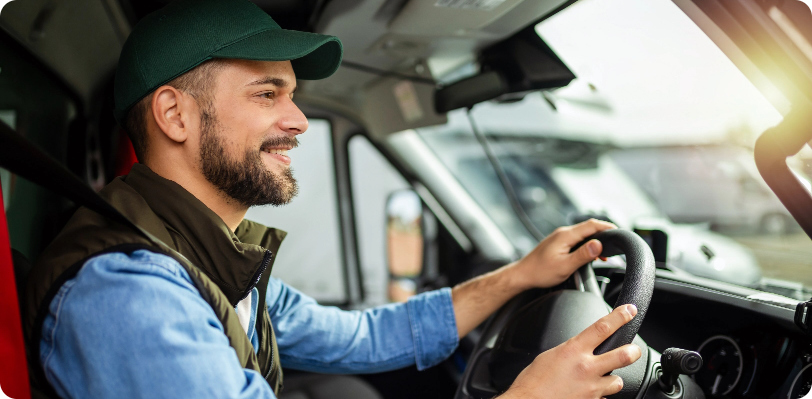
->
xmin=571 ymin=239 xmax=602 ymax=266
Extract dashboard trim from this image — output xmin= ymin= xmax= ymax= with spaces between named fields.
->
xmin=621 ymin=269 xmax=803 ymax=333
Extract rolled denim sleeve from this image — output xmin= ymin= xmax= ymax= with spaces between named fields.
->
xmin=405 ymin=288 xmax=459 ymax=369
xmin=267 ymin=279 xmax=458 ymax=373
xmin=39 ymin=250 xmax=275 ymax=399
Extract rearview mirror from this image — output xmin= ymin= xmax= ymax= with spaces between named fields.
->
xmin=434 ymin=71 xmax=507 ymax=114
xmin=434 ymin=25 xmax=575 ymax=113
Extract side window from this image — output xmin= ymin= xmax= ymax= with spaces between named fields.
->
xmin=0 ymin=33 xmax=78 ymax=260
xmin=1 ymin=111 xmax=15 ymax=211
xmin=245 ymin=119 xmax=346 ymax=303
xmin=348 ymin=135 xmax=410 ymax=305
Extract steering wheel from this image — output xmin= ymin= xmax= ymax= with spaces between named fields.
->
xmin=454 ymin=229 xmax=658 ymax=399
xmin=579 ymin=229 xmax=656 ymax=355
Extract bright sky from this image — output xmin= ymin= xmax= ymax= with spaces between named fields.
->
xmin=468 ymin=0 xmax=787 ymax=147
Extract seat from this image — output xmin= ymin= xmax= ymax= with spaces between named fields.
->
xmin=279 ymin=374 xmax=383 ymax=399
xmin=0 ymin=176 xmax=31 ymax=399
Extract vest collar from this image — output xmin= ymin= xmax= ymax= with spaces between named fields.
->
xmin=108 ymin=163 xmax=285 ymax=305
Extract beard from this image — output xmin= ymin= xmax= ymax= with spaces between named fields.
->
xmin=198 ymin=107 xmax=299 ymax=207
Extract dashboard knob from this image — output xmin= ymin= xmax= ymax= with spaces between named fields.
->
xmin=659 ymin=348 xmax=703 ymax=394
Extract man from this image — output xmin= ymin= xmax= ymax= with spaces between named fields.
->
xmin=23 ymin=0 xmax=641 ymax=398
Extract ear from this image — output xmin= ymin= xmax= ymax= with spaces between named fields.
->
xmin=151 ymin=85 xmax=195 ymax=144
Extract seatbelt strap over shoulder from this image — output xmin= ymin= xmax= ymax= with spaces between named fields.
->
xmin=0 ymin=118 xmax=267 ymax=389
xmin=0 ymin=117 xmax=203 ymax=398
xmin=0 ymin=174 xmax=32 ymax=399
xmin=0 ymin=117 xmax=169 ymax=251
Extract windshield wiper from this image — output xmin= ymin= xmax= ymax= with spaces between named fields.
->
xmin=465 ymin=107 xmax=546 ymax=241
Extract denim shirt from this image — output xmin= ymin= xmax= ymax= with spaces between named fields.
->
xmin=39 ymin=250 xmax=459 ymax=399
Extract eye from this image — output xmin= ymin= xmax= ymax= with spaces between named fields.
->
xmin=259 ymin=91 xmax=274 ymax=100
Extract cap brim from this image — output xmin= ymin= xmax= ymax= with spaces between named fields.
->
xmin=211 ymin=28 xmax=343 ymax=80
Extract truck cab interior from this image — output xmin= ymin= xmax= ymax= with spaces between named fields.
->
xmin=3 ymin=0 xmax=812 ymax=398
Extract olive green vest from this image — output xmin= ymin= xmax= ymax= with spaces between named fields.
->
xmin=24 ymin=164 xmax=285 ymax=395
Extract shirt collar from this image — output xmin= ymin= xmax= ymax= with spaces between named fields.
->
xmin=109 ymin=163 xmax=284 ymax=305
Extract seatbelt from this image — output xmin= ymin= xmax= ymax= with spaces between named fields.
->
xmin=0 ymin=117 xmax=187 ymax=260
xmin=0 ymin=120 xmax=140 ymax=232
xmin=0 ymin=174 xmax=31 ymax=399
xmin=0 ymin=118 xmax=178 ymax=399
xmin=0 ymin=119 xmax=242 ymax=398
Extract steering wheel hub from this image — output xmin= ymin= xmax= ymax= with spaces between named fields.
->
xmin=454 ymin=229 xmax=699 ymax=399
xmin=488 ymin=290 xmax=650 ymax=396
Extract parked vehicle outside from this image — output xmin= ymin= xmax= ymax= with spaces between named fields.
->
xmin=417 ymin=123 xmax=763 ymax=287
xmin=610 ymin=145 xmax=800 ymax=235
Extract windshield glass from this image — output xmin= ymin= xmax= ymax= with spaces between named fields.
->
xmin=417 ymin=0 xmax=812 ymax=296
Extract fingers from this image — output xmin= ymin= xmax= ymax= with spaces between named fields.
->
xmin=600 ymin=375 xmax=625 ymax=396
xmin=574 ymin=304 xmax=638 ymax=349
xmin=594 ymin=344 xmax=642 ymax=375
xmin=572 ymin=239 xmax=602 ymax=265
xmin=554 ymin=219 xmax=616 ymax=266
xmin=565 ymin=219 xmax=617 ymax=245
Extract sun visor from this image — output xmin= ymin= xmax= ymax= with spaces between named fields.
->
xmin=362 ymin=65 xmax=447 ymax=138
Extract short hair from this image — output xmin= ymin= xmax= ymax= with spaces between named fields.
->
xmin=122 ymin=59 xmax=227 ymax=161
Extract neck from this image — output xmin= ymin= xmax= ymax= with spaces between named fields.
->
xmin=143 ymin=160 xmax=247 ymax=232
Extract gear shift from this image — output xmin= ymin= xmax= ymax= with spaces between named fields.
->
xmin=659 ymin=348 xmax=703 ymax=394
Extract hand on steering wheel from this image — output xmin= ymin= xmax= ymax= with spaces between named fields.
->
xmin=510 ymin=219 xmax=616 ymax=290
xmin=490 ymin=228 xmax=656 ymax=399
xmin=498 ymin=305 xmax=642 ymax=399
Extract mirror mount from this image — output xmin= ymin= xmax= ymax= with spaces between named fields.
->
xmin=434 ymin=24 xmax=576 ymax=113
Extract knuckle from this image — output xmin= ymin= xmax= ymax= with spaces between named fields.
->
xmin=594 ymin=320 xmax=612 ymax=336
xmin=575 ymin=358 xmax=593 ymax=376
xmin=552 ymin=226 xmax=567 ymax=236
xmin=613 ymin=306 xmax=632 ymax=323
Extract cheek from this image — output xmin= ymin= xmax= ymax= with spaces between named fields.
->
xmin=223 ymin=99 xmax=276 ymax=138
xmin=245 ymin=115 xmax=275 ymax=142
xmin=210 ymin=103 xmax=254 ymax=150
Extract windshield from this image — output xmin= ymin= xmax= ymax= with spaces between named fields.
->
xmin=416 ymin=0 xmax=812 ymax=296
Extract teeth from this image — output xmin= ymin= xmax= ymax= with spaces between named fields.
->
xmin=264 ymin=148 xmax=289 ymax=157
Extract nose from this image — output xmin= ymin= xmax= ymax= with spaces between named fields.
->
xmin=277 ymin=96 xmax=308 ymax=135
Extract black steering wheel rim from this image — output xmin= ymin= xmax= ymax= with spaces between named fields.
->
xmin=454 ymin=229 xmax=658 ymax=399
xmin=576 ymin=229 xmax=657 ymax=354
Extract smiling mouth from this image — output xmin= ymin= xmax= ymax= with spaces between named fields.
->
xmin=259 ymin=137 xmax=298 ymax=163
xmin=263 ymin=148 xmax=289 ymax=157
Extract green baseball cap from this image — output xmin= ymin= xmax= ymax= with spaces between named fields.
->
xmin=114 ymin=0 xmax=343 ymax=123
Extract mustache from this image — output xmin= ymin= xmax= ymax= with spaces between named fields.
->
xmin=260 ymin=137 xmax=299 ymax=151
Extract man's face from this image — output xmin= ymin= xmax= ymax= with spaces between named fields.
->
xmin=197 ymin=59 xmax=307 ymax=207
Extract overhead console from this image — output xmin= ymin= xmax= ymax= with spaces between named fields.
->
xmin=386 ymin=0 xmax=570 ymax=38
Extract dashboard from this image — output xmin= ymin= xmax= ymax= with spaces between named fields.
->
xmin=597 ymin=266 xmax=812 ymax=399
